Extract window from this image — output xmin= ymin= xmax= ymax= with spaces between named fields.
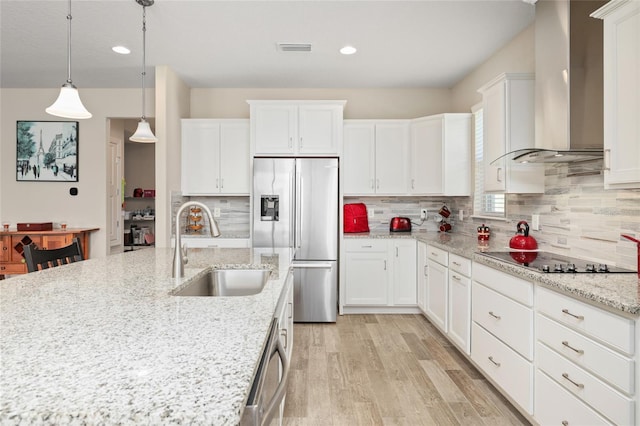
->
xmin=473 ymin=105 xmax=505 ymax=217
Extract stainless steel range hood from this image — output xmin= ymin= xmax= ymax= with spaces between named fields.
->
xmin=504 ymin=0 xmax=607 ymax=164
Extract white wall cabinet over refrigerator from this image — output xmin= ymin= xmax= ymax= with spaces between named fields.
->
xmin=478 ymin=73 xmax=544 ymax=194
xmin=592 ymin=0 xmax=640 ymax=189
xmin=409 ymin=114 xmax=472 ymax=196
xmin=248 ymin=101 xmax=345 ymax=156
xmin=343 ymin=120 xmax=410 ymax=195
xmin=181 ymin=119 xmax=250 ymax=195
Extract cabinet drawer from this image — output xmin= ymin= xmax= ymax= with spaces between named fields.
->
xmin=472 ymin=282 xmax=533 ymax=360
xmin=471 ymin=322 xmax=533 ymax=414
xmin=426 ymin=245 xmax=448 ymax=265
xmin=0 ymin=263 xmax=27 ymax=274
xmin=537 ymin=314 xmax=634 ymax=394
xmin=537 ymin=286 xmax=635 ymax=355
xmin=537 ymin=342 xmax=634 ymax=425
xmin=344 ymin=239 xmax=387 ymax=253
xmin=535 ymin=370 xmax=611 ymax=426
xmin=448 ymin=253 xmax=471 ymax=277
xmin=473 ymin=262 xmax=533 ymax=306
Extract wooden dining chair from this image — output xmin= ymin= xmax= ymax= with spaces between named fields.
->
xmin=23 ymin=238 xmax=84 ymax=272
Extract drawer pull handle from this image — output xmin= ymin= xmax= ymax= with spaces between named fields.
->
xmin=384 ymin=260 xmax=387 ymax=271
xmin=561 ymin=421 xmax=569 ymax=426
xmin=452 ymin=275 xmax=461 ymax=282
xmin=430 ymin=252 xmax=438 ymax=257
xmin=362 ymin=245 xmax=373 ymax=248
xmin=562 ymin=341 xmax=584 ymax=355
xmin=452 ymin=261 xmax=461 ymax=266
xmin=488 ymin=356 xmax=500 ymax=367
xmin=488 ymin=311 xmax=501 ymax=320
xmin=562 ymin=373 xmax=584 ymax=389
xmin=562 ymin=309 xmax=584 ymax=320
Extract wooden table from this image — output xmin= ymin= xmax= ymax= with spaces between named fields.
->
xmin=0 ymin=228 xmax=98 ymax=279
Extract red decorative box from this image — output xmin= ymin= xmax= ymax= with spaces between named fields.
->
xmin=143 ymin=189 xmax=155 ymax=198
xmin=17 ymin=222 xmax=53 ymax=231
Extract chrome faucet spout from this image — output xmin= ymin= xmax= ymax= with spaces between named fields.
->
xmin=173 ymin=201 xmax=220 ymax=278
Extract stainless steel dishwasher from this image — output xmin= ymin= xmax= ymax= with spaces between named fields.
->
xmin=241 ymin=317 xmax=290 ymax=426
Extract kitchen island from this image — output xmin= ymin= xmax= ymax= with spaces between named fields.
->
xmin=0 ymin=247 xmax=293 ymax=425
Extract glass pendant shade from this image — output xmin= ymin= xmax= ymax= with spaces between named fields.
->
xmin=46 ymin=83 xmax=92 ymax=119
xmin=130 ymin=119 xmax=157 ymax=143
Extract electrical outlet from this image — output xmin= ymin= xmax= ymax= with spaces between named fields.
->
xmin=459 ymin=209 xmax=464 ymax=221
xmin=531 ymin=214 xmax=540 ymax=231
xmin=368 ymin=209 xmax=374 ymax=219
xmin=420 ymin=209 xmax=428 ymax=220
xmin=214 ymin=208 xmax=221 ymax=218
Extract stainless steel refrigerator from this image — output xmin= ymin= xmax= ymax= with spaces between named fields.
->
xmin=253 ymin=158 xmax=338 ymax=323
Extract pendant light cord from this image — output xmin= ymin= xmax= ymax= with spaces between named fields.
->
xmin=66 ymin=0 xmax=73 ymax=84
xmin=140 ymin=5 xmax=147 ymax=120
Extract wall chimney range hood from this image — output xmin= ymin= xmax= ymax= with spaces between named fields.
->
xmin=501 ymin=0 xmax=607 ymax=164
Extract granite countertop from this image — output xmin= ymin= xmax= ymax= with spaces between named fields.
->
xmin=0 ymin=247 xmax=293 ymax=425
xmin=345 ymin=231 xmax=640 ymax=316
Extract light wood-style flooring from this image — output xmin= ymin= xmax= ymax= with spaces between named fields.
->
xmin=283 ymin=314 xmax=530 ymax=426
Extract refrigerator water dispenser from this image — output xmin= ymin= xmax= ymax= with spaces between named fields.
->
xmin=260 ymin=195 xmax=279 ymax=221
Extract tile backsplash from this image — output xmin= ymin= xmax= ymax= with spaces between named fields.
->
xmin=173 ymin=160 xmax=639 ymax=269
xmin=171 ymin=194 xmax=250 ymax=237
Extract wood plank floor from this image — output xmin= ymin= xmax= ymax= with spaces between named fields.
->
xmin=283 ymin=314 xmax=530 ymax=426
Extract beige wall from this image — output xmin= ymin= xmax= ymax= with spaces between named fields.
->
xmin=191 ymin=88 xmax=452 ymax=120
xmin=155 ymin=65 xmax=191 ymax=247
xmin=451 ymin=24 xmax=535 ymax=112
xmin=0 ymin=88 xmax=152 ymax=258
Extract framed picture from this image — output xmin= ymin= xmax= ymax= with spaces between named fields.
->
xmin=16 ymin=121 xmax=79 ymax=182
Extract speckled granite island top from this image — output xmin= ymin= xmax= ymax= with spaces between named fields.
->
xmin=0 ymin=247 xmax=293 ymax=425
xmin=346 ymin=231 xmax=640 ymax=316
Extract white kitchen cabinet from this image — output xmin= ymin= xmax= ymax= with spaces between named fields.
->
xmin=416 ymin=241 xmax=428 ymax=314
xmin=249 ymin=101 xmax=345 ymax=156
xmin=343 ymin=120 xmax=410 ymax=195
xmin=343 ymin=238 xmax=418 ymax=312
xmin=276 ymin=270 xmax=294 ymax=422
xmin=471 ymin=262 xmax=534 ymax=415
xmin=535 ymin=286 xmax=636 ymax=425
xmin=409 ymin=114 xmax=472 ymax=196
xmin=425 ymin=245 xmax=449 ymax=333
xmin=593 ymin=0 xmax=640 ymax=189
xmin=181 ymin=119 xmax=250 ymax=195
xmin=390 ymin=239 xmax=416 ymax=305
xmin=344 ymin=239 xmax=389 ymax=306
xmin=447 ymin=254 xmax=471 ymax=354
xmin=478 ymin=73 xmax=544 ymax=194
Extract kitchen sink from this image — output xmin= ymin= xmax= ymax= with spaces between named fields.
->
xmin=172 ymin=269 xmax=271 ymax=297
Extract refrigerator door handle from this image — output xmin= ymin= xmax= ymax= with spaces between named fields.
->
xmin=295 ymin=168 xmax=302 ymax=249
xmin=292 ymin=263 xmax=333 ymax=269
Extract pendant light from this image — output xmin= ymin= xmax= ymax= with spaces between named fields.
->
xmin=46 ymin=0 xmax=92 ymax=119
xmin=130 ymin=0 xmax=157 ymax=143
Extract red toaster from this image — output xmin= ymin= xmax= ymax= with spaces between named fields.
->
xmin=390 ymin=217 xmax=411 ymax=232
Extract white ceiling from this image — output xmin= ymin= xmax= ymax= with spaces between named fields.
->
xmin=0 ymin=0 xmax=535 ymax=89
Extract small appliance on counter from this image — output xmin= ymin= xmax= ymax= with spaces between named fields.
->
xmin=389 ymin=217 xmax=411 ymax=232
xmin=509 ymin=221 xmax=537 ymax=250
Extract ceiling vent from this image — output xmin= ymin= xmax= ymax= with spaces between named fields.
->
xmin=277 ymin=43 xmax=312 ymax=53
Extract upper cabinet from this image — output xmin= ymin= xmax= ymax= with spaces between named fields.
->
xmin=343 ymin=120 xmax=410 ymax=195
xmin=592 ymin=0 xmax=640 ymax=189
xmin=410 ymin=113 xmax=471 ymax=196
xmin=248 ymin=100 xmax=346 ymax=156
xmin=181 ymin=119 xmax=250 ymax=196
xmin=478 ymin=73 xmax=544 ymax=193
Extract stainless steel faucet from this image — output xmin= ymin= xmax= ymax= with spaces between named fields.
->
xmin=172 ymin=201 xmax=220 ymax=278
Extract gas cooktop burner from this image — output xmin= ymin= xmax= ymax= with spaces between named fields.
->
xmin=481 ymin=251 xmax=637 ymax=274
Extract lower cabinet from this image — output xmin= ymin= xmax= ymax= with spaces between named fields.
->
xmin=343 ymin=238 xmax=416 ymax=311
xmin=471 ymin=263 xmax=534 ymax=415
xmin=425 ymin=245 xmax=449 ymax=332
xmin=534 ymin=286 xmax=636 ymax=425
xmin=276 ymin=270 xmax=294 ymax=421
xmin=416 ymin=241 xmax=428 ymax=314
xmin=447 ymin=254 xmax=471 ymax=354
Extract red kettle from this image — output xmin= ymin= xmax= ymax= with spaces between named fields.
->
xmin=509 ymin=221 xmax=538 ymax=250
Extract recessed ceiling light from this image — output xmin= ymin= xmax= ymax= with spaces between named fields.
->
xmin=112 ymin=46 xmax=131 ymax=55
xmin=340 ymin=45 xmax=357 ymax=55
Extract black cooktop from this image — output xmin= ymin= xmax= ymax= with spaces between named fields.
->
xmin=480 ymin=251 xmax=636 ymax=274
